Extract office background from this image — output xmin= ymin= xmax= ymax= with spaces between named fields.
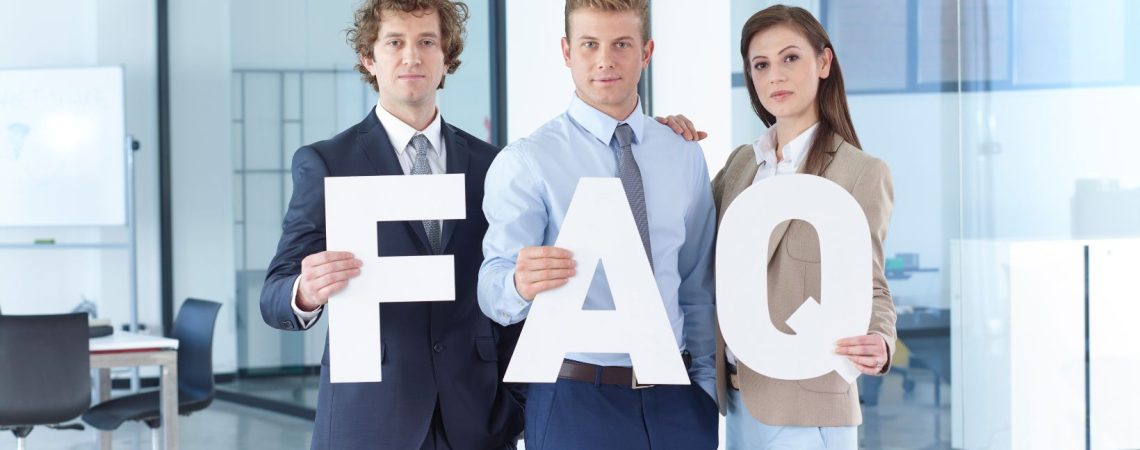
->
xmin=1 ymin=0 xmax=1138 ymax=449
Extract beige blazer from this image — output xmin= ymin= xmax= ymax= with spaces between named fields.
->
xmin=712 ymin=132 xmax=896 ymax=427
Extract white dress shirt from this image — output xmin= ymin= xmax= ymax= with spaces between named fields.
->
xmin=727 ymin=122 xmax=818 ymax=367
xmin=291 ymin=104 xmax=448 ymax=328
xmin=376 ymin=103 xmax=447 ymax=177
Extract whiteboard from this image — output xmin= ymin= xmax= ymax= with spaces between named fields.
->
xmin=0 ymin=67 xmax=126 ymax=226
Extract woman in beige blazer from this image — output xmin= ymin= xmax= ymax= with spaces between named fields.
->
xmin=712 ymin=5 xmax=896 ymax=449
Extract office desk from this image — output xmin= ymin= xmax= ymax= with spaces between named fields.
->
xmin=896 ymin=307 xmax=951 ymax=340
xmin=90 ymin=332 xmax=180 ymax=450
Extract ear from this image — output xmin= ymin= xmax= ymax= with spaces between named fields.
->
xmin=641 ymin=39 xmax=655 ymax=69
xmin=561 ymin=37 xmax=572 ymax=67
xmin=818 ymin=47 xmax=833 ymax=80
xmin=361 ymin=53 xmax=375 ymax=74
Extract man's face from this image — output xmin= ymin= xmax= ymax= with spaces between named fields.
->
xmin=362 ymin=9 xmax=448 ymax=109
xmin=562 ymin=8 xmax=653 ymax=117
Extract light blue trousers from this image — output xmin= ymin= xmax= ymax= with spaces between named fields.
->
xmin=725 ymin=388 xmax=858 ymax=450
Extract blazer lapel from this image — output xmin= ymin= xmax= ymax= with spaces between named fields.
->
xmin=716 ymin=148 xmax=788 ymax=264
xmin=766 ymin=132 xmax=844 ymax=263
xmin=733 ymin=163 xmax=761 ymax=196
xmin=355 ymin=108 xmax=433 ymax=255
xmin=809 ymin=133 xmax=844 ymax=178
xmin=356 ymin=110 xmax=403 ymax=177
xmin=439 ymin=120 xmax=469 ymax=254
xmin=758 ymin=156 xmax=791 ymax=263
xmin=767 ymin=221 xmax=793 ymax=263
xmin=720 ymin=155 xmax=790 ymax=264
xmin=717 ymin=153 xmax=760 ymax=222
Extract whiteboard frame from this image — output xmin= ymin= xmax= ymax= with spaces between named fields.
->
xmin=0 ymin=65 xmax=128 ymax=227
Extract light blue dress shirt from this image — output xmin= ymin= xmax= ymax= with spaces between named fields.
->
xmin=478 ymin=94 xmax=718 ymax=399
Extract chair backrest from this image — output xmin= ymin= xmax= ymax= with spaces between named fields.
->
xmin=171 ymin=299 xmax=222 ymax=403
xmin=0 ymin=313 xmax=91 ymax=426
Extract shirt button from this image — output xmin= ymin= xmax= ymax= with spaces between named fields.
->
xmin=433 ymin=342 xmax=445 ymax=353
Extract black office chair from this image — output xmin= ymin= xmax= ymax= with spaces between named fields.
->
xmin=0 ymin=313 xmax=92 ymax=450
xmin=82 ymin=299 xmax=222 ymax=450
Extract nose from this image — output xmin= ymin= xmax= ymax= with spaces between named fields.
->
xmin=767 ymin=66 xmax=787 ymax=85
xmin=596 ymin=48 xmax=616 ymax=70
xmin=402 ymin=45 xmax=421 ymax=66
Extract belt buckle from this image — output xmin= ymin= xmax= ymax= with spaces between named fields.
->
xmin=631 ymin=369 xmax=654 ymax=390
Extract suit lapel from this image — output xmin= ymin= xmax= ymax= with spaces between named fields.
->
xmin=766 ymin=132 xmax=844 ymax=263
xmin=810 ymin=133 xmax=844 ymax=178
xmin=720 ymin=148 xmax=760 ymax=213
xmin=767 ymin=221 xmax=793 ymax=263
xmin=439 ymin=120 xmax=469 ymax=254
xmin=718 ymin=152 xmax=790 ymax=263
xmin=732 ymin=162 xmax=761 ymax=197
xmin=724 ymin=161 xmax=761 ymax=221
xmin=355 ymin=108 xmax=433 ymax=255
xmin=356 ymin=110 xmax=403 ymax=177
xmin=717 ymin=149 xmax=789 ymax=264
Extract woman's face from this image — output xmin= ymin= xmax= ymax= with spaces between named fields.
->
xmin=747 ymin=25 xmax=832 ymax=124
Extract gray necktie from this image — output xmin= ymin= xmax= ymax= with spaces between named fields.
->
xmin=614 ymin=123 xmax=653 ymax=269
xmin=409 ymin=134 xmax=442 ymax=254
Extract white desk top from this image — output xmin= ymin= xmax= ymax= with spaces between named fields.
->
xmin=90 ymin=331 xmax=179 ymax=352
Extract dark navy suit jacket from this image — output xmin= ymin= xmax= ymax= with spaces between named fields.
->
xmin=260 ymin=109 xmax=524 ymax=450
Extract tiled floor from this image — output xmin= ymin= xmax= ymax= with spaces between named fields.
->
xmin=861 ymin=374 xmax=952 ymax=449
xmin=0 ymin=401 xmax=313 ymax=450
xmin=3 ymin=373 xmax=949 ymax=450
xmin=219 ymin=376 xmax=321 ymax=410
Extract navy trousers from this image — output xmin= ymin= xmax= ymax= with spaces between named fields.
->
xmin=420 ymin=400 xmax=519 ymax=450
xmin=524 ymin=376 xmax=718 ymax=450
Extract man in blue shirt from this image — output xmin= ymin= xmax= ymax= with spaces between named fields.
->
xmin=478 ymin=1 xmax=718 ymax=448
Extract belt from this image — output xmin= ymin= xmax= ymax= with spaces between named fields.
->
xmin=557 ymin=351 xmax=692 ymax=389
xmin=727 ymin=362 xmax=740 ymax=391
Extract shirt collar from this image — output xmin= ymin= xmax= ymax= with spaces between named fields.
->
xmin=374 ymin=103 xmax=443 ymax=156
xmin=754 ymin=122 xmax=819 ymax=168
xmin=567 ymin=92 xmax=645 ymax=147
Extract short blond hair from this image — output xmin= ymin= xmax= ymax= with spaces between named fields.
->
xmin=564 ymin=0 xmax=650 ymax=42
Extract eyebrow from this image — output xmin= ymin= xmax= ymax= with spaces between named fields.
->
xmin=380 ymin=31 xmax=440 ymax=39
xmin=750 ymin=45 xmax=801 ymax=62
xmin=576 ymin=34 xmax=635 ymax=42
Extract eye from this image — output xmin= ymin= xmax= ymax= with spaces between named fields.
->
xmin=420 ymin=39 xmax=437 ymax=47
xmin=386 ymin=39 xmax=402 ymax=47
xmin=583 ymin=41 xmax=598 ymax=49
xmin=615 ymin=41 xmax=630 ymax=49
xmin=784 ymin=54 xmax=799 ymax=63
xmin=753 ymin=61 xmax=768 ymax=70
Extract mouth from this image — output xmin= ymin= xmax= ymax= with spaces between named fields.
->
xmin=769 ymin=90 xmax=793 ymax=101
xmin=593 ymin=76 xmax=622 ymax=85
xmin=398 ymin=74 xmax=427 ymax=81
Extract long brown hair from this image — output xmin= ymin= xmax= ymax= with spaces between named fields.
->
xmin=740 ymin=5 xmax=860 ymax=175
